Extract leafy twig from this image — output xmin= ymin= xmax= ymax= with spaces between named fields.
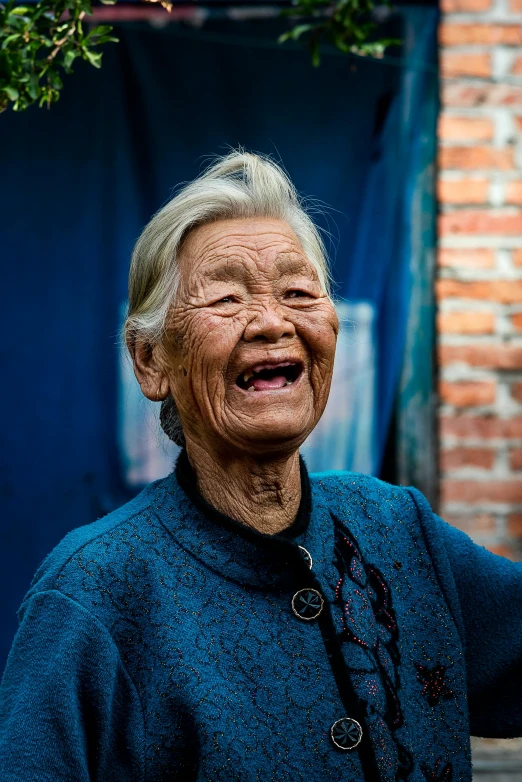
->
xmin=0 ymin=0 xmax=118 ymax=112
xmin=278 ymin=0 xmax=399 ymax=66
xmin=47 ymin=9 xmax=84 ymax=61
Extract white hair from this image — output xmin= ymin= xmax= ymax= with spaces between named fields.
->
xmin=124 ymin=149 xmax=332 ymax=446
xmin=125 ymin=149 xmax=331 ymax=348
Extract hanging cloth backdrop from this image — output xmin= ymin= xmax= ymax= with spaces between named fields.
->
xmin=0 ymin=7 xmax=438 ymax=667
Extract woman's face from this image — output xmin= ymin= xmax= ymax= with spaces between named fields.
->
xmin=158 ymin=217 xmax=339 ymax=456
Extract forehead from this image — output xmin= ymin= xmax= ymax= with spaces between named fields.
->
xmin=178 ymin=217 xmax=317 ymax=282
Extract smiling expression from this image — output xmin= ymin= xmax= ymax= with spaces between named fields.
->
xmin=156 ymin=217 xmax=339 ymax=457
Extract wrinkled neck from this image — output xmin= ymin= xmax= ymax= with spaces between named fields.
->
xmin=183 ymin=442 xmax=303 ymax=535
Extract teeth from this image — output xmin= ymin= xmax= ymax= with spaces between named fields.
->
xmin=243 ymin=371 xmax=254 ymax=383
xmin=248 ymin=386 xmax=256 ymax=392
xmin=285 ymin=380 xmax=293 ymax=386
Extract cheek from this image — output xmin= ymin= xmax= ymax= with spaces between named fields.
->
xmin=296 ymin=309 xmax=338 ymax=367
xmin=171 ymin=310 xmax=247 ymax=395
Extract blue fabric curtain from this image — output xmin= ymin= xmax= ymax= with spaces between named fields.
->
xmin=0 ymin=9 xmax=437 ymax=667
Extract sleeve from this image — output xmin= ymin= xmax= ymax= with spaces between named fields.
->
xmin=408 ymin=487 xmax=522 ymax=738
xmin=0 ymin=589 xmax=145 ymax=781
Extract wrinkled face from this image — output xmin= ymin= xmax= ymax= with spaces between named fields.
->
xmin=158 ymin=217 xmax=339 ymax=456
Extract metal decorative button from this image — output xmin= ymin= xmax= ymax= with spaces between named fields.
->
xmin=298 ymin=545 xmax=313 ymax=569
xmin=330 ymin=717 xmax=363 ymax=751
xmin=291 ymin=588 xmax=324 ymax=620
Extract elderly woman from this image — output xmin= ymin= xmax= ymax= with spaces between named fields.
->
xmin=1 ymin=152 xmax=521 ymax=782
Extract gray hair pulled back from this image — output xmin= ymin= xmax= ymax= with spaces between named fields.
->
xmin=124 ymin=149 xmax=331 ymax=447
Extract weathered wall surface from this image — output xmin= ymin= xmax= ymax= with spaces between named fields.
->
xmin=437 ymin=0 xmax=522 ymax=559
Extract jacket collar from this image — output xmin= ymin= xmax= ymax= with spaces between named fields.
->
xmin=153 ymin=450 xmax=333 ymax=590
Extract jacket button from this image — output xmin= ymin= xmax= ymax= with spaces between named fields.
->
xmin=298 ymin=545 xmax=313 ymax=569
xmin=291 ymin=588 xmax=324 ymax=620
xmin=330 ymin=717 xmax=363 ymax=751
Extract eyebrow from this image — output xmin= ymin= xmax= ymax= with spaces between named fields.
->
xmin=204 ymin=260 xmax=251 ymax=283
xmin=276 ymin=254 xmax=318 ymax=278
xmin=203 ymin=253 xmax=317 ymax=282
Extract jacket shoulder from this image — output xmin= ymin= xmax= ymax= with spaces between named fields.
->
xmin=310 ymin=469 xmax=414 ymax=503
xmin=309 ymin=469 xmax=424 ymax=532
xmin=22 ymin=477 xmax=170 ymax=610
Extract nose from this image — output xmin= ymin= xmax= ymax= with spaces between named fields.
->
xmin=243 ymin=298 xmax=296 ymax=343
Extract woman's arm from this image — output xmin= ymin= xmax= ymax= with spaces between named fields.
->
xmin=0 ymin=589 xmax=145 ymax=781
xmin=409 ymin=487 xmax=522 ymax=738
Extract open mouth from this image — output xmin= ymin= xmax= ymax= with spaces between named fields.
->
xmin=236 ymin=362 xmax=303 ymax=392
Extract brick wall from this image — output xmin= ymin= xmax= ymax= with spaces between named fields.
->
xmin=437 ymin=0 xmax=522 ymax=559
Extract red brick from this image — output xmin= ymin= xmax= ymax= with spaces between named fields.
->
xmin=437 ymin=116 xmax=494 ymax=143
xmin=439 ymin=24 xmax=522 ymax=47
xmin=439 ymin=344 xmax=522 ymax=369
xmin=437 ymin=310 xmax=494 ymax=334
xmin=438 ymin=179 xmax=488 ymax=204
xmin=443 ymin=512 xmax=496 ymax=533
xmin=439 ymin=146 xmax=514 ymax=170
xmin=441 ymin=479 xmax=522 ymax=503
xmin=439 ymin=210 xmax=522 ymax=236
xmin=508 ymin=513 xmax=522 ymax=535
xmin=511 ymin=313 xmax=522 ymax=330
xmin=509 ymin=449 xmax=522 ymax=470
xmin=440 ymin=447 xmax=496 ymax=470
xmin=437 ymin=249 xmax=495 ymax=269
xmin=440 ymin=53 xmax=491 ymax=79
xmin=513 ymin=249 xmax=522 ymax=267
xmin=440 ymin=415 xmax=522 ymax=439
xmin=437 ymin=279 xmax=522 ymax=304
xmin=505 ymin=181 xmax=522 ymax=205
xmin=442 ymin=83 xmax=522 ymax=108
xmin=441 ymin=0 xmax=491 ymax=9
xmin=512 ymin=381 xmax=522 ymax=402
xmin=440 ymin=381 xmax=496 ymax=406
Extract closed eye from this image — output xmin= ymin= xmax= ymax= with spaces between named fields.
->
xmin=285 ymin=289 xmax=314 ymax=299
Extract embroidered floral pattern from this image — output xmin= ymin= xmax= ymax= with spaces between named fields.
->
xmin=421 ymin=758 xmax=453 ymax=781
xmin=331 ymin=513 xmax=414 ymax=780
xmin=416 ymin=664 xmax=454 ymax=707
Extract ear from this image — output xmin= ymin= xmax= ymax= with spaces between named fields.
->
xmin=131 ymin=338 xmax=170 ymax=402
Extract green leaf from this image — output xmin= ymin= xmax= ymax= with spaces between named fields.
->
xmin=63 ymin=48 xmax=77 ymax=69
xmin=278 ymin=23 xmax=316 ymax=44
xmin=3 ymin=84 xmax=19 ymax=99
xmin=27 ymin=72 xmax=38 ymax=98
xmin=47 ymin=68 xmax=62 ymax=88
xmin=277 ymin=31 xmax=293 ymax=44
xmin=75 ymin=0 xmax=93 ymax=13
xmin=7 ymin=12 xmax=31 ymax=27
xmin=289 ymin=23 xmax=315 ymax=39
xmin=99 ymin=0 xmax=117 ymax=5
xmin=83 ymin=48 xmax=102 ymax=67
xmin=2 ymin=33 xmax=22 ymax=47
xmin=89 ymin=34 xmax=117 ymax=46
xmin=86 ymin=24 xmax=112 ymax=37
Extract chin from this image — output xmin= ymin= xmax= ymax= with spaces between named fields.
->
xmin=232 ymin=417 xmax=313 ymax=454
xmin=205 ymin=391 xmax=321 ymax=454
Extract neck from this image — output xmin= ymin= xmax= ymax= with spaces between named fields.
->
xmin=184 ymin=439 xmax=302 ymax=535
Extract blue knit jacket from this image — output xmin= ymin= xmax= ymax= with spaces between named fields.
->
xmin=1 ymin=453 xmax=521 ymax=782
